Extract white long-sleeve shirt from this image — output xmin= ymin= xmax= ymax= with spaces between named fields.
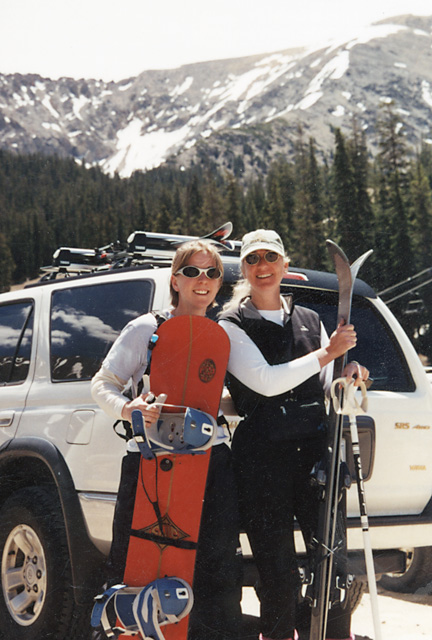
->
xmin=219 ymin=297 xmax=333 ymax=398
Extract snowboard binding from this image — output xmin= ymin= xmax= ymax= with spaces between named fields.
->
xmin=91 ymin=576 xmax=194 ymax=639
xmin=132 ymin=402 xmax=217 ymax=460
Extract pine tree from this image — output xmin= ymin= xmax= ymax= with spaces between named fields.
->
xmin=375 ymin=101 xmax=414 ymax=287
xmin=244 ymin=178 xmax=266 ymax=231
xmin=410 ymin=159 xmax=432 ymax=271
xmin=0 ymin=232 xmax=14 ymax=292
xmin=291 ymin=132 xmax=326 ymax=269
xmin=224 ymin=173 xmax=244 ymax=237
xmin=184 ymin=174 xmax=202 ymax=234
xmin=333 ymin=129 xmax=357 ymax=254
xmin=264 ymin=165 xmax=288 ymax=247
xmin=200 ymin=171 xmax=226 ymax=233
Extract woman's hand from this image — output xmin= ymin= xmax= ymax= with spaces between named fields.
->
xmin=121 ymin=392 xmax=162 ymax=426
xmin=317 ymin=321 xmax=357 ymax=368
xmin=329 ymin=321 xmax=357 ymax=356
xmin=343 ymin=361 xmax=370 ymax=386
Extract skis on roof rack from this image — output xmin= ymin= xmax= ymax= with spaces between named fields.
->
xmin=39 ymin=222 xmax=240 ymax=280
xmin=127 ymin=221 xmax=240 ymax=259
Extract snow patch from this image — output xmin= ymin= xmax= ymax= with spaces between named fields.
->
xmin=42 ymin=122 xmax=61 ymax=132
xmin=324 ymin=23 xmax=407 ymax=54
xmin=342 ymin=91 xmax=351 ymax=101
xmin=421 ymin=80 xmax=432 ymax=109
xmin=13 ymin=91 xmax=34 ymax=108
xmin=269 ymin=104 xmax=295 ymax=120
xmin=71 ymin=95 xmax=90 ymax=120
xmin=201 ymin=53 xmax=300 ymax=121
xmin=119 ymin=81 xmax=133 ymax=92
xmin=413 ymin=28 xmax=430 ymax=37
xmin=296 ymin=91 xmax=323 ymax=110
xmin=42 ymin=96 xmax=60 ymax=119
xmin=296 ymin=50 xmax=349 ymax=111
xmin=102 ymin=118 xmax=193 ymax=177
xmin=331 ymin=105 xmax=345 ymax=117
xmin=394 ymin=62 xmax=407 ymax=69
xmin=170 ymin=76 xmax=194 ymax=98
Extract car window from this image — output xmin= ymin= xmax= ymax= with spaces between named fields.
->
xmin=50 ymin=279 xmax=153 ymax=382
xmin=0 ymin=301 xmax=34 ymax=385
xmin=283 ymin=286 xmax=415 ymax=392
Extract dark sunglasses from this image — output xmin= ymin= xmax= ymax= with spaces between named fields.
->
xmin=244 ymin=251 xmax=280 ymax=265
xmin=175 ymin=266 xmax=222 ymax=280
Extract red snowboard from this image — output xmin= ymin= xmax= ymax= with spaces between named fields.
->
xmin=122 ymin=315 xmax=230 ymax=640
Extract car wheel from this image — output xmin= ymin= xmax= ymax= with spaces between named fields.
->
xmin=349 ymin=577 xmax=366 ymax=612
xmin=379 ymin=547 xmax=432 ymax=593
xmin=0 ymin=486 xmax=91 ymax=640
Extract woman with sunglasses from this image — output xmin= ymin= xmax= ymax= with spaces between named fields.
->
xmin=219 ymin=230 xmax=369 ymax=640
xmin=91 ymin=240 xmax=242 ymax=640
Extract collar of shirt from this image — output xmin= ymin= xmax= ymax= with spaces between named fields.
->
xmin=239 ymin=295 xmax=294 ymax=324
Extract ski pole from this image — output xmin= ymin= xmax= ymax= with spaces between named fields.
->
xmin=331 ymin=378 xmax=383 ymax=640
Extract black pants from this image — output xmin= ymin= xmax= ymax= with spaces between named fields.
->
xmin=232 ymin=425 xmax=351 ymax=640
xmin=107 ymin=444 xmax=243 ymax=640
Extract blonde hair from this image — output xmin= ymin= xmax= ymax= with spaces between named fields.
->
xmin=221 ymin=278 xmax=251 ymax=314
xmin=170 ymin=240 xmax=224 ymax=308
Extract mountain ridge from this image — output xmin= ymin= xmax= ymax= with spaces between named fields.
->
xmin=1 ymin=13 xmax=431 ymax=179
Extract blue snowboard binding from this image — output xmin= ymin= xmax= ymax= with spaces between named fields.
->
xmin=91 ymin=576 xmax=193 ymax=639
xmin=131 ymin=403 xmax=217 ymax=460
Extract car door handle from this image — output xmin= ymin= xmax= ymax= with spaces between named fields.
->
xmin=0 ymin=412 xmax=14 ymax=427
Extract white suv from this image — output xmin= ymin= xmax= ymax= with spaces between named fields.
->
xmin=0 ymin=237 xmax=431 ymax=639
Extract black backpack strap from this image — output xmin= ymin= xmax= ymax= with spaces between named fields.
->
xmin=113 ymin=311 xmax=170 ymax=442
xmin=144 ymin=311 xmax=170 ymax=375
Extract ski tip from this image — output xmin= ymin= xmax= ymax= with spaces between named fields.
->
xmin=326 ymin=239 xmax=349 ymax=264
xmin=202 ymin=222 xmax=233 ymax=242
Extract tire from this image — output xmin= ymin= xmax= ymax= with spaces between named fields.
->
xmin=0 ymin=486 xmax=92 ymax=640
xmin=349 ymin=578 xmax=366 ymax=613
xmin=378 ymin=547 xmax=432 ymax=594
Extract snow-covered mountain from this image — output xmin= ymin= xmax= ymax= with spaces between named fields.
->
xmin=1 ymin=14 xmax=432 ymax=178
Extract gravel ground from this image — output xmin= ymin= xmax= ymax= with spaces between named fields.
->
xmin=241 ymin=584 xmax=432 ymax=639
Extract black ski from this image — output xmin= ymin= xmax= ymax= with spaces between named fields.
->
xmin=308 ymin=240 xmax=372 ymax=640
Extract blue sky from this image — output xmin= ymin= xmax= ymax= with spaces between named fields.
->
xmin=2 ymin=0 xmax=432 ymax=81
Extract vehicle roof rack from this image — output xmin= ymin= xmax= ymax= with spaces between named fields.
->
xmin=127 ymin=222 xmax=241 ymax=259
xmin=39 ymin=222 xmax=241 ymax=280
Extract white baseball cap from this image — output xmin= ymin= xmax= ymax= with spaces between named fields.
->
xmin=240 ymin=229 xmax=285 ymax=260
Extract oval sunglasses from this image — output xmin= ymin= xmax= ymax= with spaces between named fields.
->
xmin=175 ymin=266 xmax=222 ymax=279
xmin=244 ymin=251 xmax=281 ymax=265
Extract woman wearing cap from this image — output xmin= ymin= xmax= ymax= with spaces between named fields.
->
xmin=219 ymin=230 xmax=369 ymax=640
xmin=91 ymin=240 xmax=242 ymax=640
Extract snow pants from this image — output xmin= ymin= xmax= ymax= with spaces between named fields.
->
xmin=107 ymin=443 xmax=243 ymax=640
xmin=231 ymin=424 xmax=352 ymax=640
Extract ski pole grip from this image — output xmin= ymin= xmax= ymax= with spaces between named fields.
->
xmin=331 ymin=378 xmax=368 ymax=415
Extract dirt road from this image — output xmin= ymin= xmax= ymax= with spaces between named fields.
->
xmin=241 ymin=584 xmax=432 ymax=639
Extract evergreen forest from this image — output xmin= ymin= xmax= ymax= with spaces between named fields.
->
xmin=1 ymin=102 xmax=432 ymax=358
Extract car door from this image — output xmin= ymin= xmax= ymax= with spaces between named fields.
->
xmin=0 ymin=296 xmax=37 ymax=443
